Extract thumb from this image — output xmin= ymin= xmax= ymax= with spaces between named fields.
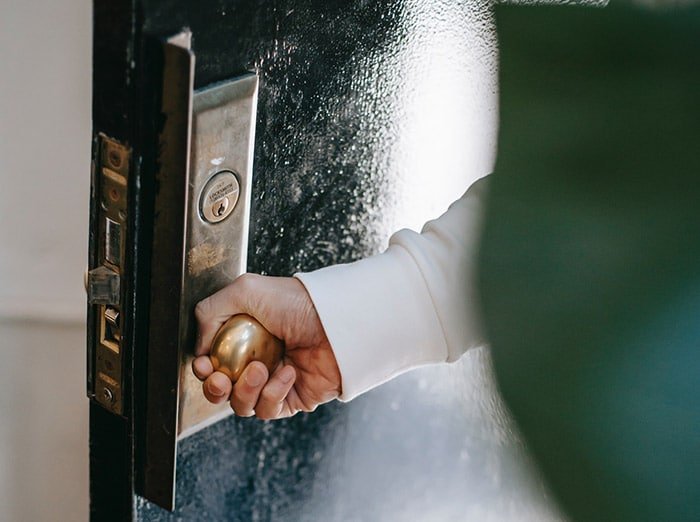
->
xmin=193 ymin=274 xmax=256 ymax=356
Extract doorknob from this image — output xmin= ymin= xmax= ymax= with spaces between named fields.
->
xmin=210 ymin=314 xmax=285 ymax=382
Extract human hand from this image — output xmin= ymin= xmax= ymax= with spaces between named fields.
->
xmin=192 ymin=274 xmax=341 ymax=419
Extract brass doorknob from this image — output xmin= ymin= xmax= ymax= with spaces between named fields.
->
xmin=209 ymin=314 xmax=285 ymax=382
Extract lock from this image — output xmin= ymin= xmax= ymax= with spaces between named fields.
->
xmin=86 ymin=134 xmax=130 ymax=415
xmin=199 ymin=170 xmax=240 ymax=223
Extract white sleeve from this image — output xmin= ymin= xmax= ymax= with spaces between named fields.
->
xmin=294 ymin=176 xmax=489 ymax=401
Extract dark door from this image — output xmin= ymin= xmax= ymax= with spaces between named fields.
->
xmin=88 ymin=1 xmax=557 ymax=520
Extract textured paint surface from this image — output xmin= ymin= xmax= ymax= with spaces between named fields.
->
xmin=136 ymin=1 xmax=561 ymax=520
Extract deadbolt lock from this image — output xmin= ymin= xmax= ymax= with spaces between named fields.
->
xmin=199 ymin=170 xmax=240 ymax=224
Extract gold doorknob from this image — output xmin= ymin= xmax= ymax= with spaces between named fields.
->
xmin=209 ymin=314 xmax=285 ymax=382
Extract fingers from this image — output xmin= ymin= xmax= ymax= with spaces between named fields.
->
xmin=192 ymin=355 xmax=214 ymax=380
xmin=194 ymin=356 xmax=228 ymax=405
xmin=202 ymin=371 xmax=232 ymax=404
xmin=198 ymin=358 xmax=300 ymax=419
xmin=254 ymin=366 xmax=297 ymax=420
xmin=228 ymin=363 xmax=299 ymax=419
xmin=229 ymin=362 xmax=268 ymax=417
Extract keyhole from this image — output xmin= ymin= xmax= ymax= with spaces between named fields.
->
xmin=210 ymin=197 xmax=230 ymax=221
xmin=200 ymin=171 xmax=239 ymax=223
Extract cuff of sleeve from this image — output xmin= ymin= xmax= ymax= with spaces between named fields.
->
xmin=295 ymin=246 xmax=448 ymax=402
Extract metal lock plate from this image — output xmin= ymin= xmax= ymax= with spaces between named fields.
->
xmin=177 ymin=74 xmax=257 ymax=436
xmin=141 ymin=31 xmax=258 ymax=510
xmin=87 ymin=134 xmax=130 ymax=416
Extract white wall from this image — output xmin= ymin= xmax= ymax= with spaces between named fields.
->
xmin=0 ymin=319 xmax=88 ymax=522
xmin=0 ymin=0 xmax=92 ymax=323
xmin=0 ymin=1 xmax=91 ymax=520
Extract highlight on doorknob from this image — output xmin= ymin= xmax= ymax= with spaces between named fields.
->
xmin=209 ymin=314 xmax=285 ymax=382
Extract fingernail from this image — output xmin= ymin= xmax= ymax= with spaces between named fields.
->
xmin=280 ymin=367 xmax=294 ymax=384
xmin=245 ymin=367 xmax=265 ymax=387
xmin=207 ymin=382 xmax=225 ymax=397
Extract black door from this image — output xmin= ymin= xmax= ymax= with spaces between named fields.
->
xmin=88 ymin=1 xmax=556 ymax=520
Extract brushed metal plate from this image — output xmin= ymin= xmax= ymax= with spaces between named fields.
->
xmin=141 ymin=30 xmax=258 ymax=510
xmin=178 ymin=73 xmax=258 ymax=438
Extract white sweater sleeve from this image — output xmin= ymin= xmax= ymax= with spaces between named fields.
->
xmin=294 ymin=176 xmax=489 ymax=401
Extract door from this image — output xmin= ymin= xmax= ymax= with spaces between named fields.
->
xmin=87 ymin=1 xmax=558 ymax=520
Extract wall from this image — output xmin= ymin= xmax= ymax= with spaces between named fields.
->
xmin=0 ymin=0 xmax=91 ymax=520
xmin=0 ymin=0 xmax=91 ymax=323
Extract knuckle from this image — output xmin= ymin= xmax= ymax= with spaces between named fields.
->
xmin=230 ymin=401 xmax=253 ymax=417
xmin=235 ymin=273 xmax=255 ymax=291
xmin=260 ymin=385 xmax=280 ymax=403
xmin=232 ymin=384 xmax=258 ymax=409
xmin=194 ymin=299 xmax=211 ymax=321
xmin=235 ymin=273 xmax=265 ymax=300
xmin=256 ymin=408 xmax=273 ymax=421
xmin=299 ymin=394 xmax=318 ymax=413
xmin=302 ymin=403 xmax=317 ymax=413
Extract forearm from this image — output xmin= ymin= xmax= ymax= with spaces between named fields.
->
xmin=295 ymin=176 xmax=489 ymax=401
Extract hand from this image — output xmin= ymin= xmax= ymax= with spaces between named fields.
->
xmin=192 ymin=274 xmax=341 ymax=419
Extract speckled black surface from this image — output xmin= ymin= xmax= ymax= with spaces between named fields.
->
xmin=144 ymin=1 xmax=412 ymax=275
xmin=135 ymin=1 xmax=562 ymax=520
